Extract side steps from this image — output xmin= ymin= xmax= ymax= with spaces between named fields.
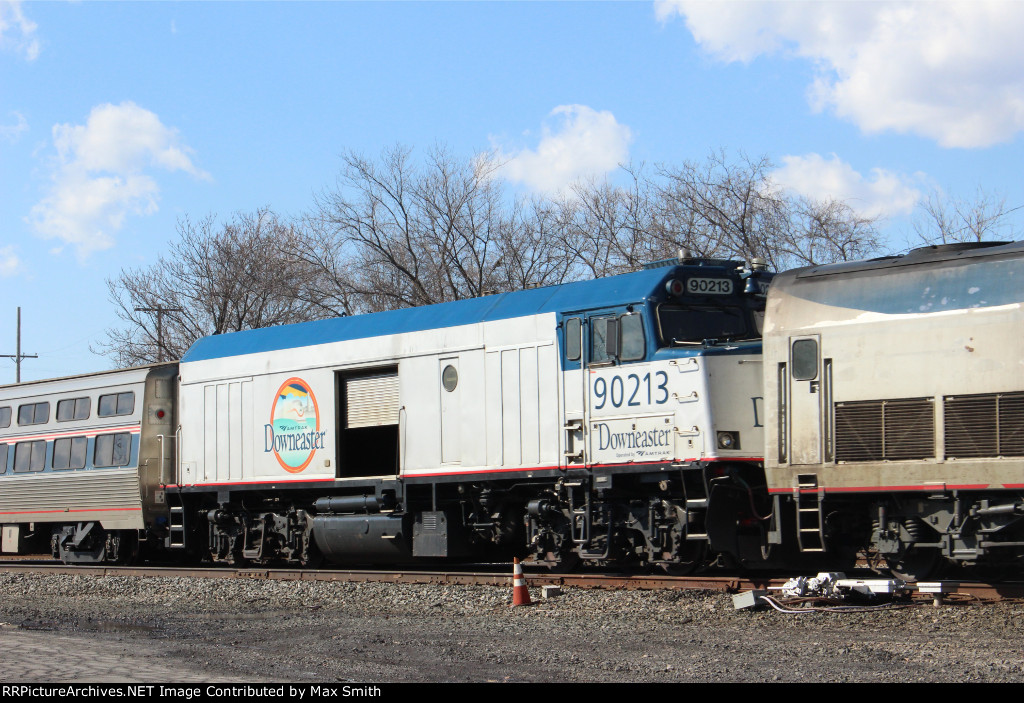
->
xmin=795 ymin=474 xmax=825 ymax=552
xmin=166 ymin=492 xmax=186 ymax=550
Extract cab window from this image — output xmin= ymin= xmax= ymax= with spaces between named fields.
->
xmin=590 ymin=313 xmax=645 ymax=364
xmin=657 ymin=304 xmax=750 ymax=346
xmin=565 ymin=318 xmax=582 ymax=361
xmin=591 ymin=317 xmax=618 ymax=365
xmin=620 ymin=314 xmax=645 ymax=361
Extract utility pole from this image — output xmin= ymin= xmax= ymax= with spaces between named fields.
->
xmin=134 ymin=305 xmax=183 ymax=362
xmin=1 ymin=307 xmax=38 ymax=383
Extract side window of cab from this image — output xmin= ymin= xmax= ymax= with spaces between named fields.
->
xmin=590 ymin=312 xmax=645 ymax=365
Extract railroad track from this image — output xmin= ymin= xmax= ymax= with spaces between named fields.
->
xmin=0 ymin=560 xmax=763 ymax=591
xmin=1 ymin=558 xmax=1021 ymax=601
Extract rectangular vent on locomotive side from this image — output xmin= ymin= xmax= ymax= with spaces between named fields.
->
xmin=882 ymin=398 xmax=935 ymax=461
xmin=998 ymin=393 xmax=1024 ymax=456
xmin=834 ymin=398 xmax=935 ymax=463
xmin=834 ymin=400 xmax=883 ymax=463
xmin=945 ymin=392 xmax=1024 ymax=458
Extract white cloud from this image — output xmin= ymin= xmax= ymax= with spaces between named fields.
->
xmin=30 ymin=102 xmax=208 ymax=258
xmin=771 ymin=153 xmax=923 ymax=219
xmin=0 ymin=245 xmax=21 ymax=277
xmin=0 ymin=1 xmax=39 ymax=61
xmin=657 ymin=1 xmax=1024 ymax=148
xmin=0 ymin=111 xmax=27 ymax=142
xmin=495 ymin=105 xmax=633 ymax=193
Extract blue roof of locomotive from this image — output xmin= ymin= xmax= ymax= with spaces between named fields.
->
xmin=182 ymin=262 xmax=744 ymax=363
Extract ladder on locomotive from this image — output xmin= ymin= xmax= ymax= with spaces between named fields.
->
xmin=795 ymin=475 xmax=825 ymax=552
xmin=166 ymin=492 xmax=187 ymax=550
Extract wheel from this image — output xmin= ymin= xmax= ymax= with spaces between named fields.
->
xmin=887 ymin=547 xmax=941 ymax=581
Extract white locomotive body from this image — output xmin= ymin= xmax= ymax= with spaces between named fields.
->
xmin=171 ymin=258 xmax=772 ymax=567
xmin=763 ymin=241 xmax=1024 ymax=576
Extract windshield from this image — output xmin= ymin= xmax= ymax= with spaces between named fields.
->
xmin=657 ymin=304 xmax=754 ymax=345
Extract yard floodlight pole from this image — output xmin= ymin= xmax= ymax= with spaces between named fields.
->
xmin=1 ymin=307 xmax=38 ymax=383
xmin=135 ymin=306 xmax=184 ymax=363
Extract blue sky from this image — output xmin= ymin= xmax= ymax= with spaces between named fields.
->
xmin=2 ymin=1 xmax=1023 ymax=382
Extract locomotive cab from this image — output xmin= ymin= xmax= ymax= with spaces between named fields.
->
xmin=534 ymin=258 xmax=775 ymax=571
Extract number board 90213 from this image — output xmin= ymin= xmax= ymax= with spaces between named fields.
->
xmin=687 ymin=277 xmax=733 ymax=295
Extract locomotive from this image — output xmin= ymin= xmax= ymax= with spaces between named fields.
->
xmin=3 ymin=241 xmax=1023 ymax=579
xmin=763 ymin=240 xmax=1024 ymax=578
xmin=0 ymin=256 xmax=773 ymax=572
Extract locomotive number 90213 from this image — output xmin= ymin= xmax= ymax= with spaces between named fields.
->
xmin=593 ymin=371 xmax=670 ymax=409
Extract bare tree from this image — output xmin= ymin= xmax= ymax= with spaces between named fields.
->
xmin=493 ymin=195 xmax=580 ymax=291
xmin=305 ymin=145 xmax=579 ymax=313
xmin=781 ymin=197 xmax=881 ymax=267
xmin=95 ymin=209 xmax=327 ymax=367
xmin=913 ymin=188 xmax=1019 ymax=245
xmin=650 ymin=151 xmax=790 ymax=268
xmin=556 ymin=167 xmax=666 ymax=278
xmin=562 ymin=151 xmax=882 ymax=272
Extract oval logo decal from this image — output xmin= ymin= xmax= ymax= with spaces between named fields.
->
xmin=265 ymin=377 xmax=325 ymax=473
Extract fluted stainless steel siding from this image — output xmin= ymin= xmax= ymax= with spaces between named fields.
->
xmin=0 ymin=467 xmax=144 ymax=528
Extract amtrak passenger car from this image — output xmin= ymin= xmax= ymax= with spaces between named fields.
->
xmin=0 ymin=364 xmax=176 ymax=562
xmin=173 ymin=258 xmax=773 ymax=569
xmin=763 ymin=241 xmax=1024 ymax=578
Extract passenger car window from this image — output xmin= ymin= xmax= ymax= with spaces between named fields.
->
xmin=56 ymin=397 xmax=91 ymax=422
xmin=53 ymin=436 xmax=88 ymax=470
xmin=94 ymin=433 xmax=131 ymax=467
xmin=14 ymin=441 xmax=46 ymax=472
xmin=98 ymin=392 xmax=135 ymax=417
xmin=17 ymin=402 xmax=49 ymax=426
xmin=0 ymin=407 xmax=10 ymax=428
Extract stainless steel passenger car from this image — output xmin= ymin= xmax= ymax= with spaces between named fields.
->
xmin=763 ymin=242 xmax=1024 ymax=577
xmin=0 ymin=364 xmax=177 ymax=562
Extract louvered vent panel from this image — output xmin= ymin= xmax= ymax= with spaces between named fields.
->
xmin=945 ymin=393 xmax=1024 ymax=458
xmin=945 ymin=395 xmax=997 ymax=458
xmin=883 ymin=399 xmax=935 ymax=460
xmin=999 ymin=394 xmax=1024 ymax=456
xmin=835 ymin=398 xmax=934 ymax=462
xmin=835 ymin=401 xmax=883 ymax=462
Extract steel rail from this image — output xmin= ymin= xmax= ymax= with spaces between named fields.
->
xmin=0 ymin=562 xmax=757 ymax=590
xmin=0 ymin=561 xmax=1019 ymax=600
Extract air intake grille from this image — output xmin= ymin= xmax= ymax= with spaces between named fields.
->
xmin=945 ymin=393 xmax=1024 ymax=458
xmin=835 ymin=398 xmax=935 ymax=463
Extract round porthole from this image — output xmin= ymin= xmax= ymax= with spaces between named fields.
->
xmin=442 ymin=365 xmax=459 ymax=392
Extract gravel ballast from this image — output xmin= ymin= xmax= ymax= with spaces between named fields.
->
xmin=1 ymin=572 xmax=1023 ymax=683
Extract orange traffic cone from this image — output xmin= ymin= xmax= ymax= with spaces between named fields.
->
xmin=510 ymin=557 xmax=533 ymax=606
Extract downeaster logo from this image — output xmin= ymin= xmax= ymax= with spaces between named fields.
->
xmin=264 ymin=377 xmax=325 ymax=473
